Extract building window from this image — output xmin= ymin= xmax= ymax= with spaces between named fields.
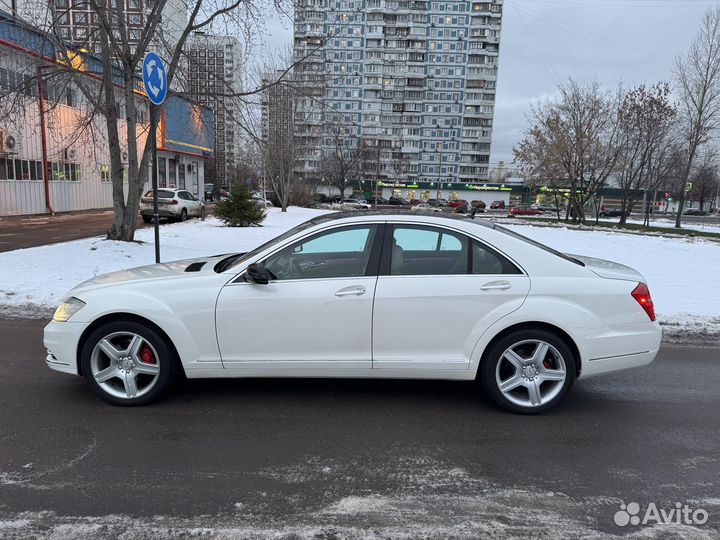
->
xmin=158 ymin=157 xmax=167 ymax=187
xmin=100 ymin=165 xmax=111 ymax=182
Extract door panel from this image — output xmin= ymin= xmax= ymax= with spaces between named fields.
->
xmin=215 ymin=224 xmax=383 ymax=370
xmin=372 ymin=224 xmax=530 ymax=370
xmin=216 ymin=277 xmax=377 ymax=368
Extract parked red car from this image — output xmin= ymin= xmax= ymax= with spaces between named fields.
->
xmin=509 ymin=206 xmax=543 ymax=216
xmin=448 ymin=199 xmax=468 ymax=209
xmin=490 ymin=200 xmax=506 ymax=209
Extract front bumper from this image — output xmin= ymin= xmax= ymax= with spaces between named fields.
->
xmin=43 ymin=320 xmax=88 ymax=375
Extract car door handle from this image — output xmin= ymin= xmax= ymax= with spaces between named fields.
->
xmin=480 ymin=281 xmax=511 ymax=291
xmin=335 ymin=286 xmax=367 ymax=297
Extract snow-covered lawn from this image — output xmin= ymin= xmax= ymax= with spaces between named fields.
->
xmin=0 ymin=207 xmax=718 ymax=339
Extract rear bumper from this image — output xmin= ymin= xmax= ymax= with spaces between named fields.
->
xmin=577 ymin=321 xmax=662 ymax=379
xmin=140 ymin=207 xmax=182 ymax=218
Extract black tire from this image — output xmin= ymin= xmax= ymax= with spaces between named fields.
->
xmin=142 ymin=215 xmax=153 ymax=224
xmin=480 ymin=328 xmax=576 ymax=415
xmin=80 ymin=320 xmax=178 ymax=406
xmin=179 ymin=209 xmax=188 ymax=222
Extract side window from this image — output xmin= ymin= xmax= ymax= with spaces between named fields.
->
xmin=472 ymin=240 xmax=522 ymax=275
xmin=264 ymin=226 xmax=378 ymax=280
xmin=390 ymin=226 xmax=469 ymax=275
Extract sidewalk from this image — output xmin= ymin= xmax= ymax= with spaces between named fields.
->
xmin=0 ymin=209 xmax=146 ymax=253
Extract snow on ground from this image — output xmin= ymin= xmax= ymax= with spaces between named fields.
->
xmin=0 ymin=207 xmax=717 ymax=339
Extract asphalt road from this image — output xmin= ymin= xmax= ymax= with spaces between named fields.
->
xmin=1 ymin=318 xmax=718 ymax=539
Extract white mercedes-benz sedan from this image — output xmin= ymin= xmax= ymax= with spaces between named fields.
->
xmin=44 ymin=213 xmax=662 ymax=414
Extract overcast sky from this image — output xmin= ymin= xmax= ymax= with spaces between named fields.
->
xmin=262 ymin=0 xmax=718 ymax=165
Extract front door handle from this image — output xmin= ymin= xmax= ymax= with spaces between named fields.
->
xmin=335 ymin=286 xmax=367 ymax=297
xmin=480 ymin=281 xmax=511 ymax=291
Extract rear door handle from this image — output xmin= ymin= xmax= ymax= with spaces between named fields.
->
xmin=480 ymin=281 xmax=511 ymax=291
xmin=335 ymin=286 xmax=367 ymax=297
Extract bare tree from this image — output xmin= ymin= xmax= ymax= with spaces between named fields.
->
xmin=674 ymin=6 xmax=720 ymax=228
xmin=615 ymin=83 xmax=676 ymax=224
xmin=320 ymin=121 xmax=371 ymax=200
xmin=29 ymin=0 xmax=293 ymax=241
xmin=514 ymin=79 xmax=621 ymax=223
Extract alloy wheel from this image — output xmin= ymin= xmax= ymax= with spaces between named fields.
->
xmin=90 ymin=331 xmax=161 ymax=400
xmin=495 ymin=339 xmax=567 ymax=408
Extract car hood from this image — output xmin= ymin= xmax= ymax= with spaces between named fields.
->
xmin=68 ymin=255 xmax=231 ymax=295
xmin=567 ymin=254 xmax=645 ymax=283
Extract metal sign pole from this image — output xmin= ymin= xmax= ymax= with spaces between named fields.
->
xmin=150 ymin=104 xmax=160 ymax=264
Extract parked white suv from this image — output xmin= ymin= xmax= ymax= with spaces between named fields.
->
xmin=140 ymin=189 xmax=205 ymax=223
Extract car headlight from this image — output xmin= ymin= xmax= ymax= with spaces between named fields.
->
xmin=53 ymin=297 xmax=86 ymax=322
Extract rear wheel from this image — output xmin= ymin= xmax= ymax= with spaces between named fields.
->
xmin=80 ymin=321 xmax=177 ymax=406
xmin=480 ymin=329 xmax=576 ymax=414
xmin=142 ymin=215 xmax=152 ymax=224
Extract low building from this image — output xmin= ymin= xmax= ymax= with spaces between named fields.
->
xmin=0 ymin=11 xmax=214 ymax=217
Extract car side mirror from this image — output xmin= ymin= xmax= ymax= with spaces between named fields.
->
xmin=245 ymin=262 xmax=271 ymax=285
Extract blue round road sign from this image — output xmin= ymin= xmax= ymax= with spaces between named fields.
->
xmin=143 ymin=52 xmax=167 ymax=106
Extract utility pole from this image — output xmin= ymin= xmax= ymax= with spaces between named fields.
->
xmin=374 ymin=140 xmax=381 ymax=209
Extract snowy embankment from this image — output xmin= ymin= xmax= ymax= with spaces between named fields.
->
xmin=0 ymin=207 xmax=717 ymax=341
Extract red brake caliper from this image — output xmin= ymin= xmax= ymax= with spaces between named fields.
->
xmin=140 ymin=345 xmax=156 ymax=364
xmin=543 ymin=359 xmax=552 ymax=369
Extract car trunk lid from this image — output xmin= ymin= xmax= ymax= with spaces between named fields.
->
xmin=567 ymin=254 xmax=645 ymax=282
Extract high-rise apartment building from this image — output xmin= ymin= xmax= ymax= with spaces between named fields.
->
xmin=294 ymin=0 xmax=502 ymax=185
xmin=186 ymin=32 xmax=242 ymax=185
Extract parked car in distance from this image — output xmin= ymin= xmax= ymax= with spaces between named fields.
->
xmin=531 ymin=204 xmax=558 ymax=213
xmin=44 ymin=212 xmax=662 ymax=414
xmin=599 ymin=208 xmax=626 ymax=218
xmin=365 ymin=196 xmax=388 ymax=205
xmin=509 ymin=206 xmax=543 ymax=217
xmin=683 ymin=208 xmax=707 ymax=216
xmin=490 ymin=200 xmax=506 ymax=210
xmin=453 ymin=202 xmax=470 ymax=214
xmin=252 ymin=197 xmax=274 ymax=208
xmin=333 ymin=198 xmax=371 ymax=211
xmin=411 ymin=202 xmax=442 ymax=213
xmin=140 ymin=189 xmax=205 ymax=223
xmin=203 ymin=183 xmax=217 ymax=202
xmin=409 ymin=199 xmax=425 ymax=206
xmin=448 ymin=199 xmax=469 ymax=209
xmin=313 ymin=193 xmax=329 ymax=204
xmin=471 ymin=200 xmax=487 ymax=210
xmin=389 ymin=196 xmax=410 ymax=206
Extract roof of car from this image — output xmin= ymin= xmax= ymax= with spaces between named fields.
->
xmin=305 ymin=210 xmax=497 ymax=229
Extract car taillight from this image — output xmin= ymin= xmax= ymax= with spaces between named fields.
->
xmin=631 ymin=283 xmax=656 ymax=321
xmin=170 ymin=199 xmax=178 ymax=205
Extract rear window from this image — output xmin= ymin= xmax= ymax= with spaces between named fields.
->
xmin=494 ymin=225 xmax=585 ymax=266
xmin=144 ymin=190 xmax=175 ymax=199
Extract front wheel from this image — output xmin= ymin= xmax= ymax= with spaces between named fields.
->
xmin=80 ymin=321 xmax=178 ymax=406
xmin=179 ymin=209 xmax=188 ymax=222
xmin=480 ymin=329 xmax=576 ymax=414
xmin=142 ymin=215 xmax=152 ymax=224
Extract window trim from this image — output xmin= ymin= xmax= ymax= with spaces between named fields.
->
xmin=235 ymin=223 xmax=386 ymax=284
xmin=379 ymin=222 xmax=524 ymax=277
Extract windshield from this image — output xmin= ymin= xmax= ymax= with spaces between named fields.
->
xmin=493 ymin=224 xmax=585 ymax=267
